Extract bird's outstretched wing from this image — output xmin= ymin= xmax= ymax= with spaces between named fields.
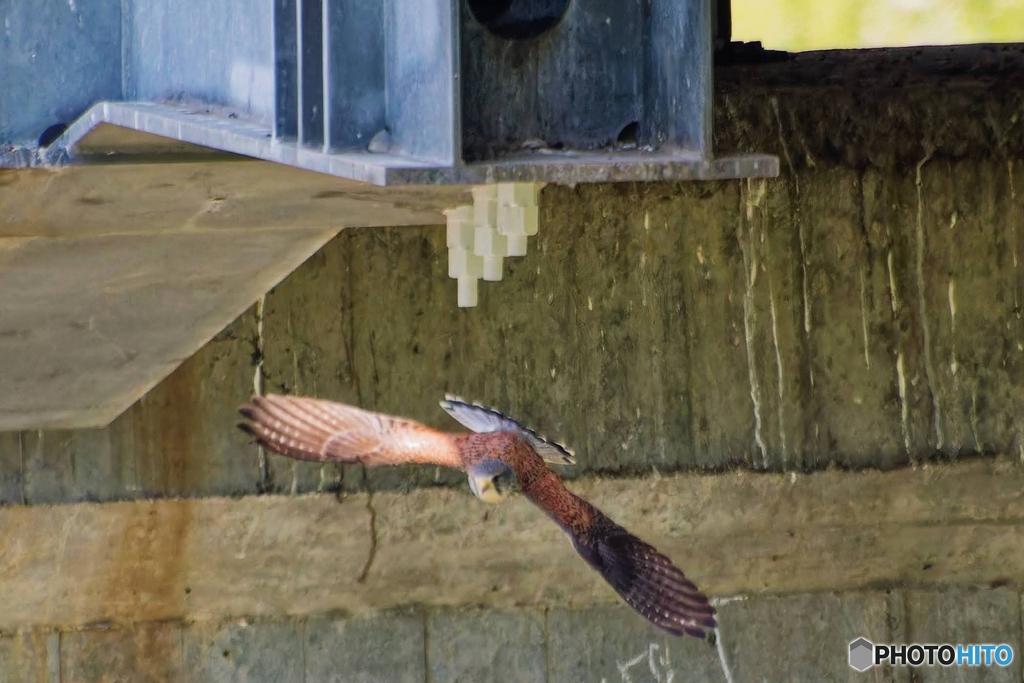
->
xmin=439 ymin=395 xmax=576 ymax=465
xmin=569 ymin=511 xmax=717 ymax=638
xmin=238 ymin=395 xmax=463 ymax=469
xmin=510 ymin=447 xmax=716 ymax=639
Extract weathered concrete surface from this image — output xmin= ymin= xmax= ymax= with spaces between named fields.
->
xmin=10 ymin=159 xmax=1018 ymax=493
xmin=0 ymin=494 xmax=370 ymax=631
xmin=714 ymin=44 xmax=1024 ymax=172
xmin=12 ymin=309 xmax=263 ymax=502
xmin=305 ymin=612 xmax=426 ymax=683
xmin=3 ymin=46 xmax=1024 ymax=498
xmin=259 ymin=240 xmax=357 ymax=494
xmin=718 ymin=593 xmax=895 ymax=683
xmin=0 ymin=432 xmax=23 ymax=504
xmin=0 ymin=159 xmax=471 ymax=239
xmin=0 ymin=157 xmax=475 ymax=432
xmin=6 ymin=588 xmax=1020 ymax=683
xmin=427 ymin=610 xmax=546 ymax=683
xmin=61 ymin=622 xmax=182 ymax=683
xmin=0 ymin=630 xmax=49 ymax=683
xmin=903 ymin=589 xmax=1022 ymax=683
xmin=0 ymin=226 xmax=336 ymax=431
xmin=547 ymin=605 xmax=727 ymax=683
xmin=0 ymin=458 xmax=1021 ymax=633
xmin=184 ymin=620 xmax=303 ymax=683
xmin=283 ymin=153 xmax=1022 ymax=482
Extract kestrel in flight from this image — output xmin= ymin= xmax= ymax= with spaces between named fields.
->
xmin=237 ymin=394 xmax=717 ymax=638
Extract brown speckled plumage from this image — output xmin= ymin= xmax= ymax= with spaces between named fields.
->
xmin=238 ymin=394 xmax=716 ymax=638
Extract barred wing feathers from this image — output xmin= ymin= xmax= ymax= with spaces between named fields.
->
xmin=439 ymin=395 xmax=576 ymax=465
xmin=238 ymin=394 xmax=463 ymax=469
xmin=570 ymin=513 xmax=717 ymax=638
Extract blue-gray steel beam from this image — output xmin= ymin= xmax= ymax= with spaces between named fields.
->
xmin=0 ymin=0 xmax=121 ymax=145
xmin=122 ymin=0 xmax=275 ymax=124
xmin=323 ymin=0 xmax=385 ymax=151
xmin=383 ymin=0 xmax=460 ymax=165
xmin=297 ymin=0 xmax=324 ymax=146
xmin=274 ymin=0 xmax=299 ymax=140
xmin=15 ymin=101 xmax=776 ymax=184
xmin=647 ymin=0 xmax=714 ymax=157
xmin=1 ymin=0 xmax=779 ymax=182
xmin=459 ymin=0 xmax=716 ymax=160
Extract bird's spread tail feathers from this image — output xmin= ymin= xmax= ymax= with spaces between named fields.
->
xmin=439 ymin=395 xmax=576 ymax=466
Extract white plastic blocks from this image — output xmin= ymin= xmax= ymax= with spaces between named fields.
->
xmin=445 ymin=182 xmax=542 ymax=307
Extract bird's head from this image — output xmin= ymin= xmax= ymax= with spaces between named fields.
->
xmin=467 ymin=458 xmax=516 ymax=504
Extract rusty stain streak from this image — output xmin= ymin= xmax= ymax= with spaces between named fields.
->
xmin=132 ymin=624 xmax=183 ymax=680
xmin=95 ymin=504 xmax=190 ymax=679
xmin=104 ymin=500 xmax=192 ymax=625
xmin=133 ymin=354 xmax=208 ymax=496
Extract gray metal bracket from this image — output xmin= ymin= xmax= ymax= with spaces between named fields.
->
xmin=13 ymin=101 xmax=776 ymax=185
xmin=2 ymin=0 xmax=778 ymax=184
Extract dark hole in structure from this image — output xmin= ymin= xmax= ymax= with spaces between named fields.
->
xmin=616 ymin=121 xmax=640 ymax=148
xmin=467 ymin=0 xmax=569 ymax=40
xmin=38 ymin=123 xmax=68 ymax=148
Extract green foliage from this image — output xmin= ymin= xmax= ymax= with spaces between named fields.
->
xmin=732 ymin=0 xmax=1024 ymax=51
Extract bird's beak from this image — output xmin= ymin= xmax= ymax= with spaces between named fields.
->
xmin=471 ymin=475 xmax=509 ymax=504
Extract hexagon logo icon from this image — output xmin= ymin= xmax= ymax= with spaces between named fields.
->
xmin=849 ymin=637 xmax=874 ymax=672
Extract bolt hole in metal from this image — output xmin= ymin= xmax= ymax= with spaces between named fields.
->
xmin=467 ymin=0 xmax=570 ymax=40
xmin=616 ymin=121 xmax=640 ymax=148
xmin=37 ymin=123 xmax=68 ymax=148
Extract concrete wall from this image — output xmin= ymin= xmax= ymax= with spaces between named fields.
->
xmin=2 ymin=590 xmax=1022 ymax=683
xmin=4 ymin=459 xmax=1021 ymax=631
xmin=4 ymin=47 xmax=1024 ymax=502
xmin=4 ymin=458 xmax=1024 ymax=680
xmin=3 ymin=43 xmax=1024 ymax=682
